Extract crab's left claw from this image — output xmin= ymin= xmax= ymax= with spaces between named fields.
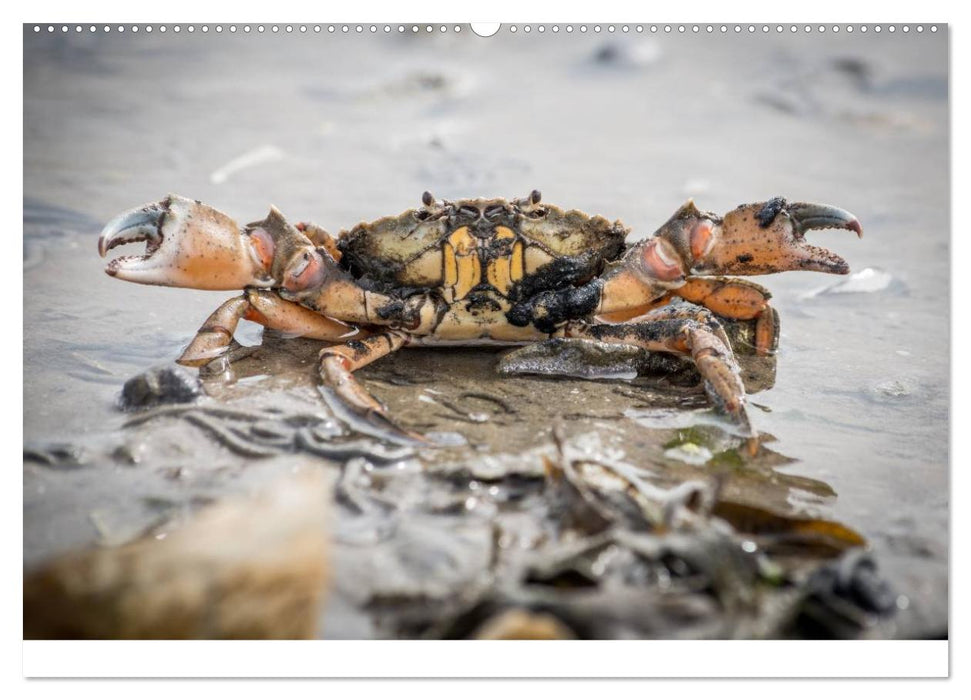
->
xmin=98 ymin=195 xmax=273 ymax=290
xmin=678 ymin=197 xmax=862 ymax=277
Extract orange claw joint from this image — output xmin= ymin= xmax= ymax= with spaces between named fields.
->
xmin=98 ymin=194 xmax=339 ymax=292
xmin=670 ymin=197 xmax=863 ymax=277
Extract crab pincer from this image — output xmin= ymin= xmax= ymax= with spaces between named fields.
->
xmin=98 ymin=195 xmax=280 ymax=290
xmin=686 ymin=197 xmax=862 ymax=276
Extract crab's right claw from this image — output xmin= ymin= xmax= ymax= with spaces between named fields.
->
xmin=98 ymin=195 xmax=272 ymax=290
xmin=659 ymin=197 xmax=862 ymax=278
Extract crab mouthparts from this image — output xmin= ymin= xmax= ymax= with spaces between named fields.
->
xmin=98 ymin=202 xmax=166 ymax=272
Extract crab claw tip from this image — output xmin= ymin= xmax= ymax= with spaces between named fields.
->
xmin=98 ymin=201 xmax=168 ymax=277
xmin=789 ymin=202 xmax=862 ymax=237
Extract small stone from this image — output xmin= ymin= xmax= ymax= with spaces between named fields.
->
xmin=120 ymin=364 xmax=203 ymax=411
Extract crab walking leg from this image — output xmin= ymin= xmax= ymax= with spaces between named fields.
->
xmin=594 ymin=278 xmax=778 ymax=356
xmin=317 ymin=331 xmax=426 ymax=445
xmin=562 ymin=304 xmax=754 ymax=436
xmin=670 ymin=277 xmax=780 ymax=356
xmin=177 ymin=289 xmax=367 ymax=367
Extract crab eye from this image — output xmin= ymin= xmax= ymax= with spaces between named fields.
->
xmin=458 ymin=205 xmax=480 ymax=220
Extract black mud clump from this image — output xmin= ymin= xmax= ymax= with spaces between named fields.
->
xmin=507 ymin=279 xmax=604 ymax=333
xmin=756 ymin=197 xmax=787 ymax=228
xmin=120 ymin=364 xmax=203 ymax=411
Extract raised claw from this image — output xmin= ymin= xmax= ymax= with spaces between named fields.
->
xmin=705 ymin=198 xmax=861 ymax=276
xmin=98 ymin=194 xmax=273 ymax=290
xmin=655 ymin=197 xmax=862 ymax=278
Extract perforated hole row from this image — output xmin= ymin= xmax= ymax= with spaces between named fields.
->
xmin=31 ymin=24 xmax=943 ymax=35
xmin=30 ymin=24 xmax=466 ymax=34
xmin=503 ymin=24 xmax=939 ymax=34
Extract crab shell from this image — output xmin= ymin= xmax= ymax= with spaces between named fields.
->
xmin=336 ymin=192 xmax=629 ymax=304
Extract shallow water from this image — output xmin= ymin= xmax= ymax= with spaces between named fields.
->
xmin=23 ymin=27 xmax=948 ymax=638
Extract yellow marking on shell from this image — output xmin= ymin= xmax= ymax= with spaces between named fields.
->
xmin=449 ymin=226 xmax=477 ymax=254
xmin=485 ymin=228 xmax=524 ymax=295
xmin=444 ymin=226 xmax=480 ymax=301
xmin=486 ymin=257 xmax=510 ymax=292
xmin=455 ymin=253 xmax=481 ymax=301
xmin=511 ymin=240 xmax=524 ymax=281
xmin=484 ymin=228 xmax=513 ymax=293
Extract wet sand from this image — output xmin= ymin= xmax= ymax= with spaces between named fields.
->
xmin=24 ymin=26 xmax=948 ymax=638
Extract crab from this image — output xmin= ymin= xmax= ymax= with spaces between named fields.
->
xmin=98 ymin=191 xmax=861 ymax=444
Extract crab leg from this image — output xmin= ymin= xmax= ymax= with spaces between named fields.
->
xmin=318 ymin=331 xmax=426 ymax=446
xmin=669 ymin=277 xmax=779 ymax=356
xmin=177 ymin=290 xmax=368 ymax=367
xmin=562 ymin=303 xmax=754 ymax=436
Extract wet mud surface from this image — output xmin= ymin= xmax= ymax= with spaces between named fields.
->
xmin=24 ymin=27 xmax=948 ymax=639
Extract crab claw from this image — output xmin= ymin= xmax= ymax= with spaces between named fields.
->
xmin=683 ymin=197 xmax=862 ymax=276
xmin=98 ymin=195 xmax=272 ymax=290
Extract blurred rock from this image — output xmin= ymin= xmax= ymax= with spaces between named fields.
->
xmin=792 ymin=549 xmax=897 ymax=639
xmin=120 ymin=364 xmax=202 ymax=411
xmin=24 ymin=472 xmax=333 ymax=639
